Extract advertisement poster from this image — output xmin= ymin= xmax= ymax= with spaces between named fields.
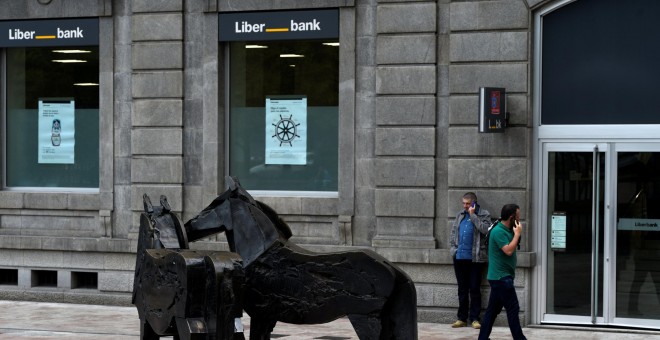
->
xmin=265 ymin=96 xmax=307 ymax=165
xmin=38 ymin=99 xmax=75 ymax=164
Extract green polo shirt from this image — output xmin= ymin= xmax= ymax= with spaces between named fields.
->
xmin=487 ymin=222 xmax=517 ymax=280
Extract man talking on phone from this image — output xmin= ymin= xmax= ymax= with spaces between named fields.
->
xmin=449 ymin=192 xmax=491 ymax=329
xmin=478 ymin=203 xmax=527 ymax=340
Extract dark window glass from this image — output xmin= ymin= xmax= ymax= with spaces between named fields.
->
xmin=5 ymin=46 xmax=99 ymax=188
xmin=542 ymin=0 xmax=660 ymax=124
xmin=229 ymin=40 xmax=339 ymax=191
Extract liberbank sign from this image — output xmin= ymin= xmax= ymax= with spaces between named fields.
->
xmin=219 ymin=9 xmax=338 ymax=41
xmin=0 ymin=18 xmax=98 ymax=47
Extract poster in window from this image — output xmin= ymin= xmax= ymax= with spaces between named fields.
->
xmin=265 ymin=96 xmax=307 ymax=165
xmin=38 ymin=99 xmax=75 ymax=164
xmin=551 ymin=212 xmax=567 ymax=250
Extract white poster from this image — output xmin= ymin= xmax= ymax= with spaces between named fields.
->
xmin=38 ymin=99 xmax=75 ymax=164
xmin=265 ymin=96 xmax=307 ymax=165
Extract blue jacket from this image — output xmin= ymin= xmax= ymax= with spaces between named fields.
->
xmin=449 ymin=207 xmax=491 ymax=263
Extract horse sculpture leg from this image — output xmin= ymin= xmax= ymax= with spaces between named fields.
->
xmin=140 ymin=319 xmax=160 ymax=340
xmin=248 ymin=317 xmax=277 ymax=340
xmin=348 ymin=314 xmax=382 ymax=339
xmin=379 ymin=274 xmax=418 ymax=339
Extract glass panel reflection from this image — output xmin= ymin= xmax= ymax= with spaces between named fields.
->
xmin=546 ymin=151 xmax=604 ymax=316
xmin=616 ymin=152 xmax=660 ymax=319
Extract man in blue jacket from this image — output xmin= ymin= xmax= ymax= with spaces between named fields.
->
xmin=449 ymin=192 xmax=491 ymax=329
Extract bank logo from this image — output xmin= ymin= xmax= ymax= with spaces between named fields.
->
xmin=220 ymin=9 xmax=338 ymax=42
xmin=8 ymin=27 xmax=84 ymax=41
xmin=235 ymin=19 xmax=322 ymax=34
xmin=0 ymin=18 xmax=98 ymax=48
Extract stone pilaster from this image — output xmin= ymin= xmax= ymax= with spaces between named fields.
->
xmin=372 ymin=1 xmax=437 ymax=250
xmin=129 ymin=0 xmax=184 ymax=235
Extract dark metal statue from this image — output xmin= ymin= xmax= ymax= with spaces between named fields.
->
xmin=132 ymin=194 xmax=246 ymax=340
xmin=184 ymin=177 xmax=418 ymax=340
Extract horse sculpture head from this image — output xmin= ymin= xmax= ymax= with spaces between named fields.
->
xmin=139 ymin=194 xmax=188 ymax=251
xmin=184 ymin=176 xmax=293 ymax=266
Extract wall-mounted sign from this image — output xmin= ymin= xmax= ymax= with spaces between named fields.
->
xmin=38 ymin=99 xmax=75 ymax=164
xmin=618 ymin=218 xmax=660 ymax=231
xmin=219 ymin=9 xmax=339 ymax=41
xmin=479 ymin=87 xmax=507 ymax=133
xmin=265 ymin=96 xmax=307 ymax=165
xmin=551 ymin=212 xmax=567 ymax=250
xmin=0 ymin=18 xmax=98 ymax=47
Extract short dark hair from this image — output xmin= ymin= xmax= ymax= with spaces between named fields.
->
xmin=463 ymin=192 xmax=478 ymax=202
xmin=501 ymin=204 xmax=520 ymax=221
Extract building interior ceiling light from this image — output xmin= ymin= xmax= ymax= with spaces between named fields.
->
xmin=52 ymin=49 xmax=91 ymax=53
xmin=52 ymin=59 xmax=87 ymax=63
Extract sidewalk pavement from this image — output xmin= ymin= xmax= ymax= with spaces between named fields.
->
xmin=1 ymin=301 xmax=659 ymax=339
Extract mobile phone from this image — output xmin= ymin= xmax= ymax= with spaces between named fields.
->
xmin=471 ymin=201 xmax=477 ymax=208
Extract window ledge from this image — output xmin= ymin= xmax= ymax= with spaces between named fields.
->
xmin=0 ymin=191 xmax=101 ymax=211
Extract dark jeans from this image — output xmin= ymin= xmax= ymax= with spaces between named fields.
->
xmin=478 ymin=276 xmax=527 ymax=340
xmin=453 ymin=259 xmax=484 ymax=322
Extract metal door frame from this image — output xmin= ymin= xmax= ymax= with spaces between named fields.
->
xmin=534 ymin=141 xmax=660 ymax=329
xmin=535 ymin=142 xmax=611 ymax=326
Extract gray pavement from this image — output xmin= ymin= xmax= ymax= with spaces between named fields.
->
xmin=1 ymin=300 xmax=660 ymax=339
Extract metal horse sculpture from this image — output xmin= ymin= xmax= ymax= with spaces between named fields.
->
xmin=184 ymin=177 xmax=418 ymax=340
xmin=133 ymin=194 xmax=246 ymax=340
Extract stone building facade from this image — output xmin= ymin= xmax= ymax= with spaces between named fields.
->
xmin=1 ymin=0 xmax=659 ymax=330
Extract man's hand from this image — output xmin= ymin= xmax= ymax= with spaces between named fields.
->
xmin=513 ymin=220 xmax=522 ymax=236
xmin=468 ymin=205 xmax=476 ymax=216
xmin=502 ymin=219 xmax=522 ymax=256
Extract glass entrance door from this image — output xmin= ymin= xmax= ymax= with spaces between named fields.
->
xmin=542 ymin=143 xmax=606 ymax=324
xmin=540 ymin=143 xmax=660 ymax=329
xmin=612 ymin=145 xmax=660 ymax=328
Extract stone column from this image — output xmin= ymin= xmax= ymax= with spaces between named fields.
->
xmin=129 ymin=0 xmax=184 ymax=231
xmin=372 ymin=1 xmax=438 ymax=250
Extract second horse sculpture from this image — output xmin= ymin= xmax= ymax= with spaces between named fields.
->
xmin=184 ymin=177 xmax=418 ymax=340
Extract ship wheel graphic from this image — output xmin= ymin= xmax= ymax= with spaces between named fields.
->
xmin=272 ymin=114 xmax=300 ymax=146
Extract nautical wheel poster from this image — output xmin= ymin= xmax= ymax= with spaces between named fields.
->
xmin=265 ymin=96 xmax=307 ymax=165
xmin=38 ymin=98 xmax=75 ymax=164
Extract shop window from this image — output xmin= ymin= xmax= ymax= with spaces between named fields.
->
xmin=222 ymin=9 xmax=340 ymax=192
xmin=2 ymin=19 xmax=99 ymax=189
xmin=228 ymin=39 xmax=339 ymax=192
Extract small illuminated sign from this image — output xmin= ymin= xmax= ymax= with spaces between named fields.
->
xmin=618 ymin=218 xmax=660 ymax=231
xmin=479 ymin=87 xmax=507 ymax=133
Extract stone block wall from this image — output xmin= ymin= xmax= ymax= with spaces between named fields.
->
xmin=0 ymin=0 xmax=543 ymax=326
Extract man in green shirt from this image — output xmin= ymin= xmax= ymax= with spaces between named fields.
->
xmin=478 ymin=204 xmax=527 ymax=340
